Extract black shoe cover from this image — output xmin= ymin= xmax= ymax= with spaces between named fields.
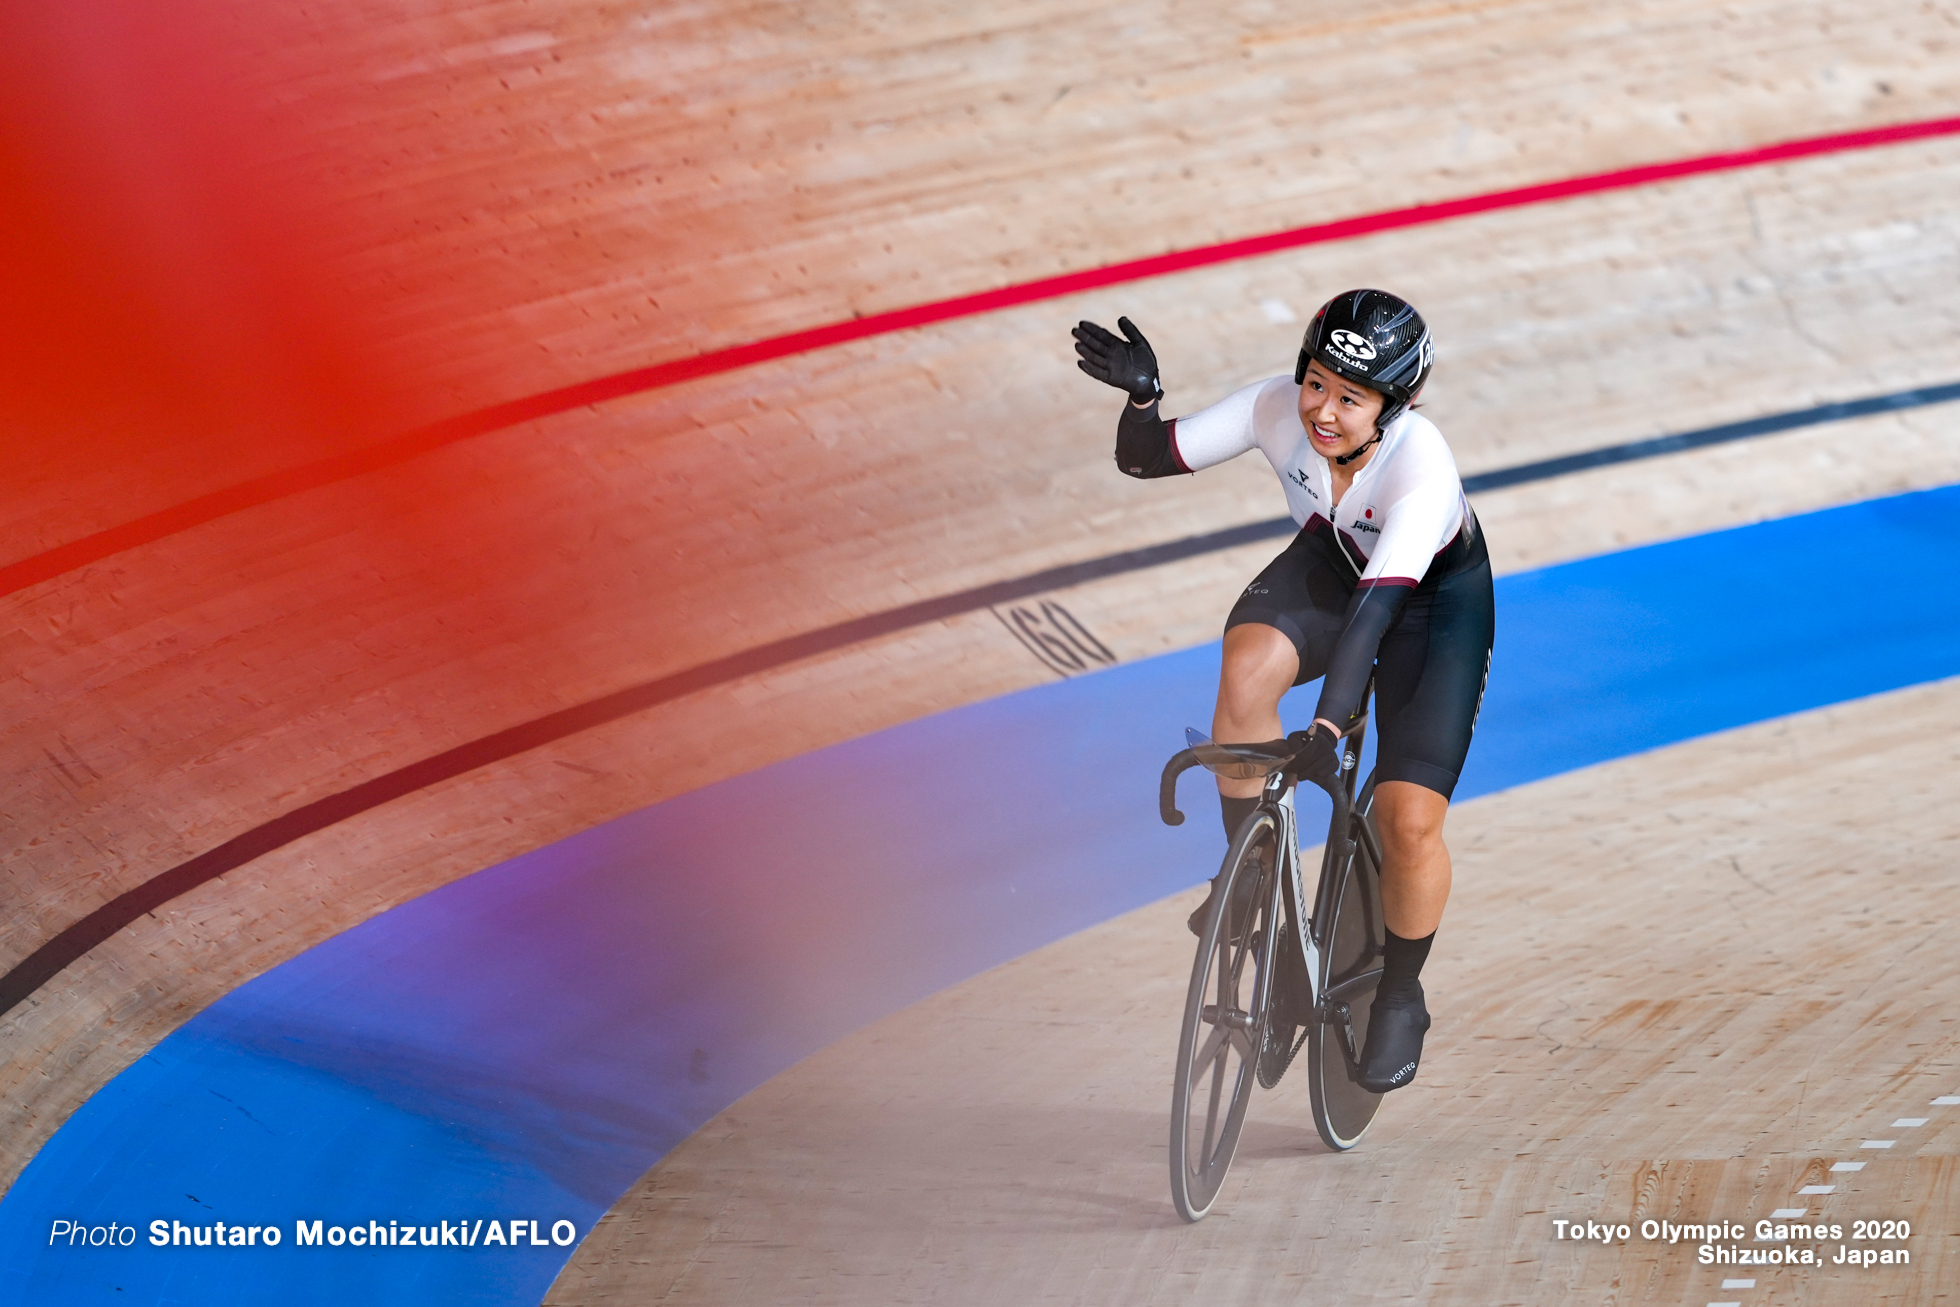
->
xmin=1185 ymin=857 xmax=1267 ymax=940
xmin=1356 ymin=983 xmax=1430 ymax=1092
xmin=1186 ymin=880 xmax=1215 ymax=937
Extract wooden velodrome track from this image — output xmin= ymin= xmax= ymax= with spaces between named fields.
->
xmin=4 ymin=0 xmax=1960 ymax=1301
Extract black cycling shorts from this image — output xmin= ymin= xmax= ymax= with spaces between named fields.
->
xmin=1224 ymin=525 xmax=1495 ymax=800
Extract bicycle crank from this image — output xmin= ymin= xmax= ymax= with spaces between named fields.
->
xmin=1315 ymin=998 xmax=1361 ymax=1063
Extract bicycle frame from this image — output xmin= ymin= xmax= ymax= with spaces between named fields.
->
xmin=1308 ymin=720 xmax=1377 ymax=951
xmin=1265 ymin=715 xmax=1376 ymax=1044
xmin=1158 ymin=701 xmax=1388 ymax=1209
xmin=1159 ymin=707 xmax=1379 ymax=1045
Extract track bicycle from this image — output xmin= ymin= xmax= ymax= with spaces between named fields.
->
xmin=1156 ymin=699 xmax=1388 ymax=1222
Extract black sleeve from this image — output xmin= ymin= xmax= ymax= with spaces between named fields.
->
xmin=1312 ymin=583 xmax=1417 ymax=731
xmin=1114 ymin=400 xmax=1190 ymax=479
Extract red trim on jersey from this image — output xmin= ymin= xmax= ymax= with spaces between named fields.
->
xmin=1166 ymin=418 xmax=1192 ymax=474
xmin=1356 ymin=575 xmax=1420 ymax=590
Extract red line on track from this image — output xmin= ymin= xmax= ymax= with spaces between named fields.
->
xmin=7 ymin=113 xmax=1960 ymax=601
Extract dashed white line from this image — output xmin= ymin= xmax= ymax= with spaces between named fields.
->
xmin=1708 ymin=1301 xmax=1741 ymax=1307
xmin=1718 ymin=1090 xmax=1949 ymax=1293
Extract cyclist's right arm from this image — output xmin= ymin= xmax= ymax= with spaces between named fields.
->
xmin=1114 ymin=378 xmax=1267 ymax=480
xmin=1115 ymin=397 xmax=1190 ymax=478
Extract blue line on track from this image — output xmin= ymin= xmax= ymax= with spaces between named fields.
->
xmin=4 ymin=485 xmax=1959 ymax=1305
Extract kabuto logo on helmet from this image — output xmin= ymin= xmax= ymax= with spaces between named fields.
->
xmin=1295 ymin=289 xmax=1435 ymax=431
xmin=1329 ymin=329 xmax=1377 ymax=363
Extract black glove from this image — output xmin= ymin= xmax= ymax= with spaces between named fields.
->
xmin=1072 ymin=316 xmax=1163 ymax=403
xmin=1287 ymin=725 xmax=1342 ymax=785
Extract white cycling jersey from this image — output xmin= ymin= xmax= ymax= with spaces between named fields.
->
xmin=1170 ymin=375 xmax=1474 ymax=590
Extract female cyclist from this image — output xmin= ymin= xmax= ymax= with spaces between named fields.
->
xmin=1071 ymin=289 xmax=1494 ymax=1092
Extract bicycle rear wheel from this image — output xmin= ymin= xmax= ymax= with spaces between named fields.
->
xmin=1306 ymin=799 xmax=1387 ymax=1151
xmin=1169 ymin=808 xmax=1280 ymax=1221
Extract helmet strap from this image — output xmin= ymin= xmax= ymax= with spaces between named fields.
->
xmin=1334 ymin=432 xmax=1383 ymax=467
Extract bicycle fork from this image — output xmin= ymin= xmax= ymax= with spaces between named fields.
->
xmin=1271 ymin=776 xmax=1323 ymax=1034
xmin=1293 ymin=769 xmax=1371 ymax=1064
xmin=1260 ymin=764 xmax=1367 ymax=1068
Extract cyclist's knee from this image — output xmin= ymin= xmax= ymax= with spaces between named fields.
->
xmin=1217 ymin=626 xmax=1296 ymax=727
xmin=1375 ymin=782 xmax=1448 ymax=857
xmin=1215 ymin=677 xmax=1281 ymax=732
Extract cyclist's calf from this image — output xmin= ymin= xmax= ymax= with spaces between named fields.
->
xmin=1372 ymin=780 xmax=1452 ymax=939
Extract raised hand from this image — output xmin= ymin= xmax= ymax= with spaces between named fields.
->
xmin=1072 ymin=316 xmax=1163 ymax=402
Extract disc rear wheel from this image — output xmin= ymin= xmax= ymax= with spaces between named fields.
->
xmin=1306 ymin=805 xmax=1387 ymax=1151
xmin=1169 ymin=811 xmax=1280 ymax=1221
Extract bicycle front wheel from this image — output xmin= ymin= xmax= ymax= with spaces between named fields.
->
xmin=1306 ymin=801 xmax=1386 ymax=1151
xmin=1169 ymin=808 xmax=1281 ymax=1221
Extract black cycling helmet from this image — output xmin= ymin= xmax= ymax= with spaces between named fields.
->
xmin=1294 ymin=288 xmax=1434 ymax=429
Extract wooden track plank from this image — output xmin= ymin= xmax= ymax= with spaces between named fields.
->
xmin=9 ymin=0 xmax=1960 ymax=556
xmin=8 ymin=0 xmax=1960 ymax=1219
xmin=8 ymin=136 xmax=1960 ymax=972
xmin=8 ymin=152 xmax=1960 ymax=1186
xmin=545 ymin=677 xmax=1960 ymax=1305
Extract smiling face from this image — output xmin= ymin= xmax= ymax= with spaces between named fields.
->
xmin=1297 ymin=358 xmax=1386 ymax=464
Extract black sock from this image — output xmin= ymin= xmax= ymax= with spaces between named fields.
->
xmin=1378 ymin=929 xmax=1435 ymax=1004
xmin=1218 ymin=794 xmax=1260 ymax=843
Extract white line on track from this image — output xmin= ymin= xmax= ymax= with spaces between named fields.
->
xmin=1830 ymin=1161 xmax=1865 ymax=1172
xmin=1798 ymin=1184 xmax=1834 ymax=1194
xmin=1722 ymin=1280 xmax=1756 ymax=1289
xmin=1769 ymin=1207 xmax=1807 ymax=1218
xmin=1860 ymin=1139 xmax=1896 ymax=1148
xmin=1891 ymin=1117 xmax=1927 ymax=1127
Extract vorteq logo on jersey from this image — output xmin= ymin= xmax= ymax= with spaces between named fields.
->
xmin=1329 ymin=330 xmax=1377 ymax=363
